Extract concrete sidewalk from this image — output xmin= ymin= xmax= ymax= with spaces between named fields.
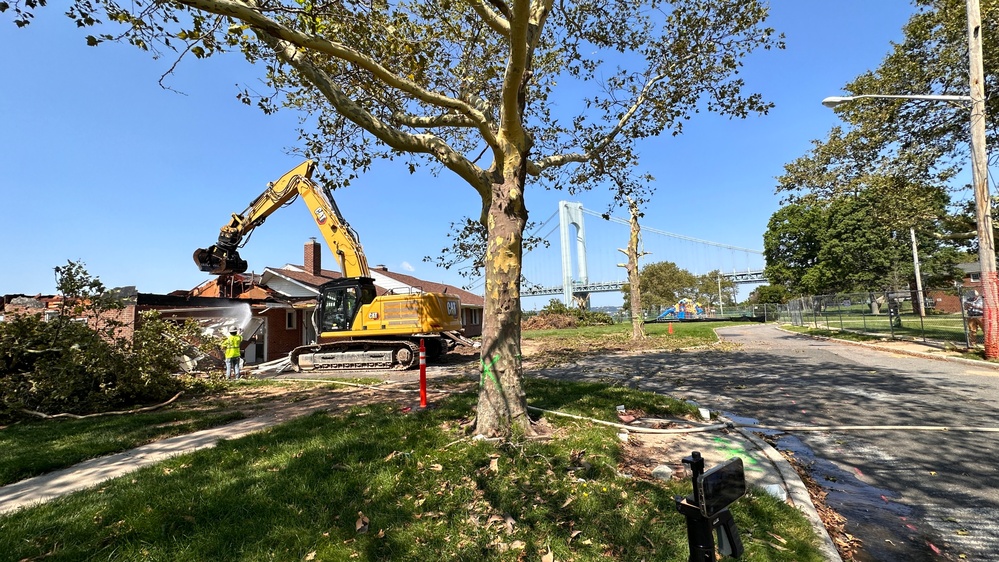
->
xmin=0 ymin=386 xmax=376 ymax=516
xmin=624 ymin=421 xmax=842 ymax=562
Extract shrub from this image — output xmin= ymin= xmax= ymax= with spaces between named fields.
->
xmin=522 ymin=299 xmax=615 ymax=330
xmin=0 ymin=262 xmax=206 ymax=423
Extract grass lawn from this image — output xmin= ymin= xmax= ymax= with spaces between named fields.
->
xmin=523 ymin=321 xmax=742 ymax=367
xmin=0 ymin=382 xmax=824 ymax=562
xmin=796 ymin=311 xmax=973 ymax=344
xmin=0 ymin=407 xmax=245 ymax=486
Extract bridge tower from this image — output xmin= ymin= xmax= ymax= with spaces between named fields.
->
xmin=559 ymin=201 xmax=590 ymax=308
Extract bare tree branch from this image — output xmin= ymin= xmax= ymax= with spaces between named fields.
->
xmin=469 ymin=0 xmax=510 ymax=35
xmin=21 ymin=392 xmax=185 ymax=419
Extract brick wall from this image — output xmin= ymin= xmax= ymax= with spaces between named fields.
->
xmin=263 ymin=308 xmax=304 ymax=359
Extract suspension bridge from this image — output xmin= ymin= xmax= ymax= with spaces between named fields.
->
xmin=499 ymin=201 xmax=766 ymax=308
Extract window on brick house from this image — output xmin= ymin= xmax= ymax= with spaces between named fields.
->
xmin=970 ymin=273 xmax=981 ymax=282
xmin=286 ymin=310 xmax=297 ymax=330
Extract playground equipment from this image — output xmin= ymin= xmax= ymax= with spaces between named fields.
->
xmin=657 ymin=298 xmax=705 ymax=321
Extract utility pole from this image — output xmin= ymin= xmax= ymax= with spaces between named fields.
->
xmin=718 ymin=275 xmax=724 ymax=315
xmin=967 ymin=0 xmax=996 ymax=357
xmin=910 ymin=228 xmax=926 ymax=317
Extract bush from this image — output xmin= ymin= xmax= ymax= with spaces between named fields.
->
xmin=522 ymin=299 xmax=615 ymax=330
xmin=0 ymin=262 xmax=206 ymax=423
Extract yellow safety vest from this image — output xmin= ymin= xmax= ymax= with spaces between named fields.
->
xmin=224 ymin=334 xmax=242 ymax=359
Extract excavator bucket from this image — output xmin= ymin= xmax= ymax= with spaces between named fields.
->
xmin=193 ymin=246 xmax=248 ymax=275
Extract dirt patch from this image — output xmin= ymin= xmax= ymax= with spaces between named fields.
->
xmin=180 ymin=382 xmax=407 ymax=423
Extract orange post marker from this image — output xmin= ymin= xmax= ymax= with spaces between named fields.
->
xmin=419 ymin=339 xmax=428 ymax=408
xmin=668 ymin=322 xmax=674 ymax=335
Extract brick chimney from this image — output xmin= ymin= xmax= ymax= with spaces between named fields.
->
xmin=304 ymin=238 xmax=321 ymax=276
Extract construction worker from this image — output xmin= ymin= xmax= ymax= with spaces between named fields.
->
xmin=223 ymin=328 xmax=243 ymax=380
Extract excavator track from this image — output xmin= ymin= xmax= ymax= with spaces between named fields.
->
xmin=290 ymin=340 xmax=420 ymax=371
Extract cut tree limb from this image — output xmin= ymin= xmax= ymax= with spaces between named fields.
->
xmin=20 ymin=391 xmax=184 ymax=420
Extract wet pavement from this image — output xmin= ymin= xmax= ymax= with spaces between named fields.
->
xmin=535 ymin=324 xmax=999 ymax=561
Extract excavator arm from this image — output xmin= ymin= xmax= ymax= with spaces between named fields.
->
xmin=194 ymin=160 xmax=370 ymax=278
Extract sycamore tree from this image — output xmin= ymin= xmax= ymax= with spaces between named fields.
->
xmin=5 ymin=0 xmax=783 ymax=436
xmin=617 ymin=198 xmax=648 ymax=340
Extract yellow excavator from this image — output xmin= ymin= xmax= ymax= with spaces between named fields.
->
xmin=194 ymin=160 xmax=472 ymax=370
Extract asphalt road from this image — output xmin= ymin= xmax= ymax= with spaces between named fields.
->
xmin=534 ymin=324 xmax=999 ymax=561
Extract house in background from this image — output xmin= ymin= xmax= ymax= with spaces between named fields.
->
xmin=2 ymin=288 xmax=281 ymax=369
xmin=925 ymin=262 xmax=981 ymax=314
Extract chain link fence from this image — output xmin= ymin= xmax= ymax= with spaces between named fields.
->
xmin=774 ymin=287 xmax=981 ymax=348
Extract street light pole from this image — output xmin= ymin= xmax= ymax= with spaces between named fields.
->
xmin=820 ymin=0 xmax=993 ymax=356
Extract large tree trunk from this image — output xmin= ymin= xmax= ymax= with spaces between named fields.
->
xmin=474 ymin=171 xmax=532 ymax=438
xmin=618 ymin=198 xmax=645 ymax=340
xmin=626 ymin=201 xmax=645 ymax=340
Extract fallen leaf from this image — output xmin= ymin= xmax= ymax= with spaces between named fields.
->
xmin=541 ymin=547 xmax=555 ymax=562
xmin=356 ymin=512 xmax=369 ymax=534
xmin=616 ymin=412 xmax=636 ymax=423
xmin=430 ymin=464 xmax=444 ymax=471
xmin=561 ymin=497 xmax=574 ymax=508
xmin=304 ymin=551 xmax=317 ymax=561
xmin=510 ymin=540 xmax=526 ymax=550
xmin=767 ymin=532 xmax=787 ymax=544
xmin=489 ymin=455 xmax=500 ymax=473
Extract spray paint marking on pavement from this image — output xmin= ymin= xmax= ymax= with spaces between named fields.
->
xmin=712 ymin=436 xmax=763 ymax=473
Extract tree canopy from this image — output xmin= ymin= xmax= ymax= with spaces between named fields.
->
xmin=622 ymin=261 xmax=734 ymax=313
xmin=5 ymin=0 xmax=784 ymax=436
xmin=764 ymin=185 xmax=962 ymax=295
xmin=764 ymin=0 xmax=992 ymax=296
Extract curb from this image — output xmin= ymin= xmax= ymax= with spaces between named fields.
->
xmin=728 ymin=421 xmax=843 ymax=562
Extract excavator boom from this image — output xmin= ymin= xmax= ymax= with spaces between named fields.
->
xmin=193 ymin=160 xmax=471 ymax=371
xmin=194 ymin=160 xmax=369 ymax=278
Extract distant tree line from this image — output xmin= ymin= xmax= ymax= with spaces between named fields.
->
xmin=621 ymin=261 xmax=736 ymax=316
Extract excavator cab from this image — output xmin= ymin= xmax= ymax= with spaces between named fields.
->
xmin=316 ymin=278 xmax=378 ymax=332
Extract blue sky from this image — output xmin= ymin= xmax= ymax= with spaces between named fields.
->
xmin=0 ymin=1 xmax=921 ymax=307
